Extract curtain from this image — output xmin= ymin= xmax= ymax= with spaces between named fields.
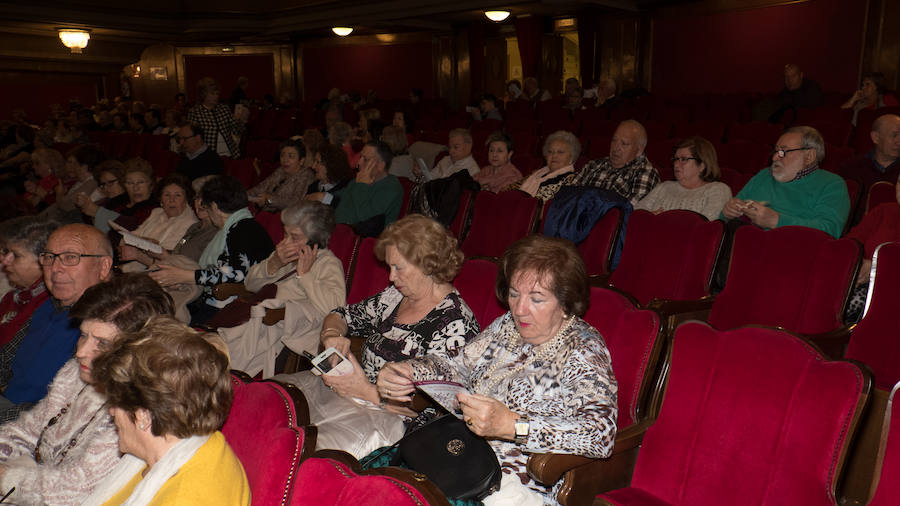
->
xmin=514 ymin=16 xmax=543 ymax=80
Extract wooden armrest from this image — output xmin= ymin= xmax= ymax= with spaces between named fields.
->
xmin=646 ymin=296 xmax=715 ymax=316
xmin=589 ymin=274 xmax=611 ymax=286
xmin=805 ymin=325 xmax=855 ymax=359
xmin=212 ymin=282 xmax=253 ymax=301
xmin=263 ymin=307 xmax=286 ymax=326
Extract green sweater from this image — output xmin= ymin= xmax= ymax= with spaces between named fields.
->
xmin=334 ymin=174 xmax=403 ymax=227
xmin=729 ymin=168 xmax=849 ymax=238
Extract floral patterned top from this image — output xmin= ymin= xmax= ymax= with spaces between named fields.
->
xmin=194 ymin=218 xmax=274 ymax=287
xmin=334 ymin=286 xmax=481 ymax=383
xmin=407 ymin=313 xmax=618 ymax=500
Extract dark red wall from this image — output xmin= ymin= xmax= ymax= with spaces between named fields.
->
xmin=0 ymin=71 xmax=99 ymax=123
xmin=652 ymin=0 xmax=866 ymax=95
xmin=183 ymin=54 xmax=276 ymax=102
xmin=302 ymin=43 xmax=433 ymax=102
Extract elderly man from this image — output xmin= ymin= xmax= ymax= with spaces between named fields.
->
xmin=428 ymin=129 xmax=480 ymax=180
xmin=571 ymin=119 xmax=660 ymax=204
xmin=334 ymin=140 xmax=403 ymax=237
xmin=768 ymin=64 xmax=825 ymax=123
xmin=175 ymin=122 xmax=224 ymax=181
xmin=840 ymin=114 xmax=900 ymax=196
xmin=0 ymin=224 xmax=112 ymax=421
xmin=722 ymin=126 xmax=849 ymax=238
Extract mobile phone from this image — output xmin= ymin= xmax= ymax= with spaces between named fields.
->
xmin=308 ymin=347 xmax=353 ymax=376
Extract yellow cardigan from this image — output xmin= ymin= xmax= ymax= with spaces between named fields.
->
xmin=103 ymin=431 xmax=251 ymax=505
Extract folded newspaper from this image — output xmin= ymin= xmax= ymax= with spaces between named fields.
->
xmin=108 ymin=221 xmax=162 ymax=254
xmin=414 ymin=380 xmax=470 ymax=419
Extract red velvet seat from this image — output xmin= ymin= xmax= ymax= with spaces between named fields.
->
xmin=596 ymin=322 xmax=871 ymax=506
xmin=246 ymin=138 xmax=282 ymax=163
xmin=448 ymin=189 xmax=474 ymax=241
xmin=224 ymin=158 xmax=259 ymax=189
xmin=868 ymin=382 xmax=900 ymax=505
xmin=292 ymin=457 xmax=449 ymax=505
xmin=608 ymin=209 xmax=723 ymax=308
xmin=671 ymin=120 xmax=726 ymax=143
xmin=222 ymin=373 xmax=316 ymax=506
xmin=719 ymin=166 xmax=753 ymax=195
xmin=726 ymin=121 xmax=783 ymax=144
xmin=527 ymin=286 xmax=664 ymax=505
xmin=709 ymin=225 xmax=861 ymax=356
xmin=346 ymin=237 xmax=389 ymax=304
xmin=396 ymin=176 xmax=415 ymax=219
xmin=452 ymin=258 xmax=505 ymax=328
xmin=845 ymin=242 xmax=900 ymax=391
xmin=718 ymin=139 xmax=771 ymax=174
xmin=461 ymin=190 xmax=539 ymax=258
xmin=865 ymin=181 xmax=895 ymax=215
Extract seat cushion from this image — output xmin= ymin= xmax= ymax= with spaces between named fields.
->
xmin=599 ymin=487 xmax=673 ymax=506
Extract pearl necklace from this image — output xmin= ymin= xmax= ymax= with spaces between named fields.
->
xmin=476 ymin=316 xmax=575 ymax=394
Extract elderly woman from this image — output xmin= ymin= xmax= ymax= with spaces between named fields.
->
xmin=0 ymin=217 xmax=57 ymax=349
xmin=634 ymin=136 xmax=732 ymax=220
xmin=516 ymin=131 xmax=580 ymax=201
xmin=187 ymin=77 xmax=245 ymax=158
xmin=42 ymin=145 xmax=105 ymax=223
xmin=844 ymin=173 xmax=900 ymax=322
xmin=220 ymin=202 xmax=346 ymax=375
xmin=85 ymin=317 xmax=250 ymax=505
xmin=278 ymin=214 xmax=480 ymax=457
xmin=0 ymin=274 xmax=173 ymax=505
xmin=248 ymin=139 xmax=314 ymax=211
xmin=78 ymin=160 xmax=126 ymax=212
xmin=78 ymin=158 xmax=156 ymax=234
xmin=378 ymin=235 xmax=617 ymax=502
xmin=842 ymin=72 xmax=900 ymax=125
xmin=306 ymin=143 xmax=353 ymax=207
xmin=475 ymin=131 xmax=522 ymax=193
xmin=150 ymin=175 xmax=274 ymax=326
xmin=23 ymin=148 xmax=64 ymax=211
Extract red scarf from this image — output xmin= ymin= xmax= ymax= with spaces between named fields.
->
xmin=0 ymin=279 xmax=50 ymax=347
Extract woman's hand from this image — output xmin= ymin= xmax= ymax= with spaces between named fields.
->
xmin=119 ymin=243 xmax=140 ymax=261
xmin=458 ymin=392 xmax=519 ymax=440
xmin=305 ymin=192 xmax=325 ymax=202
xmin=519 ymin=168 xmax=550 ymax=197
xmin=271 ymin=237 xmax=300 ymax=271
xmin=857 ymin=258 xmax=873 ymax=286
xmin=296 ymin=243 xmax=318 ymax=276
xmin=148 ymin=264 xmax=195 ymax=287
xmin=376 ymin=362 xmax=416 ymax=402
xmin=321 ymin=353 xmax=378 ymax=403
xmin=322 ymin=335 xmax=351 ymax=357
xmin=76 ymin=192 xmax=100 ymax=216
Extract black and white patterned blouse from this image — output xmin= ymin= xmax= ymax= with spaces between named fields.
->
xmin=408 ymin=313 xmax=618 ymax=501
xmin=334 ymin=286 xmax=480 ymax=384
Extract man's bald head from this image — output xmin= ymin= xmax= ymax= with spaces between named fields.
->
xmin=871 ymin=114 xmax=900 ymax=164
xmin=42 ymin=224 xmax=113 ymax=307
xmin=784 ymin=64 xmax=804 ymax=91
xmin=609 ymin=120 xmax=647 ymax=169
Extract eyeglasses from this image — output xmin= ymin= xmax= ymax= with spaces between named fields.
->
xmin=98 ymin=179 xmax=118 ymax=188
xmin=671 ymin=156 xmax=699 ymax=163
xmin=38 ymin=252 xmax=107 ymax=267
xmin=771 ymin=147 xmax=811 ymax=159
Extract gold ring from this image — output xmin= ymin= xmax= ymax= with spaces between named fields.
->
xmin=386 ymin=390 xmax=391 ymax=397
xmin=466 ymin=418 xmax=473 ymax=426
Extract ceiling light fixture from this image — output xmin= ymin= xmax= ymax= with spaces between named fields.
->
xmin=484 ymin=10 xmax=510 ymax=22
xmin=58 ymin=29 xmax=90 ymax=54
xmin=332 ymin=27 xmax=353 ymax=36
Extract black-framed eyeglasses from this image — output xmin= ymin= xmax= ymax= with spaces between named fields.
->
xmin=772 ymin=147 xmax=811 ymax=158
xmin=98 ymin=179 xmax=118 ymax=188
xmin=38 ymin=252 xmax=107 ymax=267
xmin=671 ymin=156 xmax=699 ymax=163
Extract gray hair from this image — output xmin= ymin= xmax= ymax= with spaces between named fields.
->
xmin=191 ymin=175 xmax=216 ymax=195
xmin=0 ymin=217 xmax=60 ymax=256
xmin=281 ymin=201 xmax=336 ymax=248
xmin=329 ymin=122 xmax=353 ymax=146
xmin=542 ymin=130 xmax=581 ymax=162
xmin=785 ymin=126 xmax=825 ymax=165
xmin=619 ymin=120 xmax=648 ymax=150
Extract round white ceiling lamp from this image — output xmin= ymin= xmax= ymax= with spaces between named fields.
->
xmin=332 ymin=27 xmax=354 ymax=36
xmin=58 ymin=29 xmax=90 ymax=54
xmin=484 ymin=10 xmax=510 ymax=22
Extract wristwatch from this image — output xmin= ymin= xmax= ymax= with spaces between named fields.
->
xmin=514 ymin=415 xmax=530 ymax=444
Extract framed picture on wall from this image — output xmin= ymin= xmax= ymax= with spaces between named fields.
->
xmin=150 ymin=67 xmax=168 ymax=80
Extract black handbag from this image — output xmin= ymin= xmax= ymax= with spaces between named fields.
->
xmin=392 ymin=414 xmax=502 ymax=500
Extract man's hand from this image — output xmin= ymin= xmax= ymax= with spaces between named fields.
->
xmin=721 ymin=198 xmax=747 ymax=219
xmin=356 ymin=156 xmax=377 ymax=184
xmin=743 ymin=200 xmax=779 ymax=229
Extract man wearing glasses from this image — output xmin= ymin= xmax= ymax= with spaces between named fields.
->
xmin=174 ymin=122 xmax=224 ymax=182
xmin=0 ymin=224 xmax=112 ymax=421
xmin=721 ymin=126 xmax=850 ymax=238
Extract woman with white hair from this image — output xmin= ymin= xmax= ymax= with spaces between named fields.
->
xmin=514 ymin=131 xmax=580 ymax=201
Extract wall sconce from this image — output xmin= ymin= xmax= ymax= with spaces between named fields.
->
xmin=332 ymin=27 xmax=353 ymax=36
xmin=484 ymin=11 xmax=510 ymax=22
xmin=58 ymin=29 xmax=90 ymax=54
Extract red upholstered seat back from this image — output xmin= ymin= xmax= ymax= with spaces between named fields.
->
xmin=453 ymin=258 xmax=506 ymax=329
xmin=328 ymin=224 xmax=359 ymax=287
xmin=292 ymin=458 xmax=435 ymax=505
xmin=609 ymin=210 xmax=723 ymax=305
xmin=709 ymin=225 xmax=860 ymax=334
xmin=845 ymin=242 xmax=900 ymax=391
xmin=462 ymin=191 xmax=538 ymax=258
xmin=346 ymin=237 xmax=389 ymax=305
xmin=448 ymin=189 xmax=474 ymax=240
xmin=397 ymin=176 xmax=415 ymax=219
xmin=222 ymin=375 xmax=314 ymax=506
xmin=869 ymin=383 xmax=900 ymax=506
xmin=866 ymin=182 xmax=896 ymax=215
xmin=619 ymin=322 xmax=868 ymax=505
xmin=583 ymin=287 xmax=661 ymax=428
xmin=539 ymin=203 xmax=622 ymax=277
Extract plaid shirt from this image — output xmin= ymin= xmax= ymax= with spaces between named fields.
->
xmin=571 ymin=154 xmax=660 ymax=204
xmin=188 ymin=103 xmax=244 ymax=158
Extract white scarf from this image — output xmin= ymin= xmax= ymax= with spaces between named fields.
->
xmin=81 ymin=434 xmax=210 ymax=506
xmin=198 ymin=207 xmax=253 ymax=268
